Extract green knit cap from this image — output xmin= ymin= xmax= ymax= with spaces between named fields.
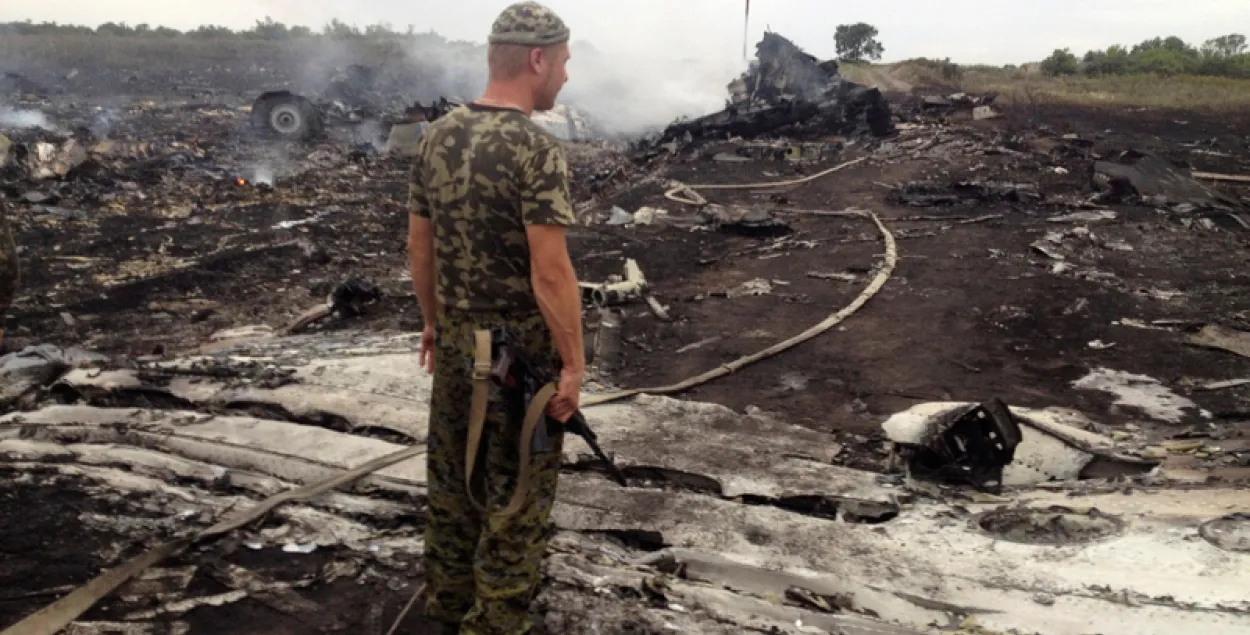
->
xmin=489 ymin=2 xmax=570 ymax=47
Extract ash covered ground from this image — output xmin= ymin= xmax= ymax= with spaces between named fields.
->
xmin=2 ymin=30 xmax=1250 ymax=635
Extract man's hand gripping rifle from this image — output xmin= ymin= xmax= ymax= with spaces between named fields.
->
xmin=488 ymin=326 xmax=628 ymax=487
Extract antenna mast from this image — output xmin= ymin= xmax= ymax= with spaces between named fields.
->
xmin=743 ymin=0 xmax=750 ymax=60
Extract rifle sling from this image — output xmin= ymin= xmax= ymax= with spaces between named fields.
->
xmin=466 ymin=329 xmax=558 ymax=519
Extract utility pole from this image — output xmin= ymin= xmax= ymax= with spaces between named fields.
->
xmin=743 ymin=0 xmax=750 ymax=60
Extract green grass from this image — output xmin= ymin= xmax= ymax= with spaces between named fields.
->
xmin=961 ymin=70 xmax=1250 ymax=111
xmin=842 ymin=59 xmax=1250 ymax=111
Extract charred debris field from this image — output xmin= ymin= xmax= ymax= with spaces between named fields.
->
xmin=3 ymin=32 xmax=1250 ymax=635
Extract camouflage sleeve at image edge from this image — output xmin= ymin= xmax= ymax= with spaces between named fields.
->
xmin=520 ymin=137 xmax=575 ymax=227
xmin=0 ymin=209 xmax=17 ymax=314
xmin=407 ymin=134 xmax=431 ymax=219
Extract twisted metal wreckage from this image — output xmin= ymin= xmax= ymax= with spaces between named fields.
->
xmin=2 ymin=30 xmax=1250 ymax=635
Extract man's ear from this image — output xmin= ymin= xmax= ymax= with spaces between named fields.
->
xmin=528 ymin=46 xmax=546 ymax=74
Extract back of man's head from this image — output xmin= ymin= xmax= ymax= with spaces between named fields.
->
xmin=486 ymin=1 xmax=570 ymax=82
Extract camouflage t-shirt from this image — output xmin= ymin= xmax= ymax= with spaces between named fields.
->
xmin=0 ymin=200 xmax=17 ymax=311
xmin=407 ymin=103 xmax=575 ymax=313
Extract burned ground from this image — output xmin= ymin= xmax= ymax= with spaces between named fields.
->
xmin=8 ymin=103 xmax=1249 ymax=446
xmin=2 ymin=33 xmax=1250 ymax=635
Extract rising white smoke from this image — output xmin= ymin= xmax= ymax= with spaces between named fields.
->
xmin=399 ymin=37 xmax=746 ymax=139
xmin=560 ymin=44 xmax=746 ymax=137
xmin=0 ymin=107 xmax=60 ymax=132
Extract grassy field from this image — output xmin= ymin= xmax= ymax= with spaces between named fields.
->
xmin=843 ymin=59 xmax=1250 ymax=111
xmin=962 ymin=70 xmax=1250 ymax=111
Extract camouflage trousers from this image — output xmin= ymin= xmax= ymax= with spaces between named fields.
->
xmin=424 ymin=308 xmax=564 ymax=635
xmin=0 ymin=212 xmax=18 ymax=335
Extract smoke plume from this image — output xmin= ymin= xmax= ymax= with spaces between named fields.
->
xmin=396 ymin=37 xmax=744 ymax=139
xmin=561 ymin=43 xmax=745 ymax=138
xmin=0 ymin=106 xmax=60 ymax=132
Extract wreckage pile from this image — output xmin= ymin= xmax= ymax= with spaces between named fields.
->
xmin=636 ymin=33 xmax=893 ymax=159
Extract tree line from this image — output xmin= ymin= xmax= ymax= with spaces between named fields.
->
xmin=0 ymin=17 xmax=429 ymax=41
xmin=4 ymin=18 xmax=1247 ymax=81
xmin=1042 ymin=34 xmax=1249 ymax=79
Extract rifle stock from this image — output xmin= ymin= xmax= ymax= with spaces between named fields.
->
xmin=489 ymin=327 xmax=628 ymax=487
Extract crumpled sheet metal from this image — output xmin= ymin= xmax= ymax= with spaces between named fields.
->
xmin=645 ymin=32 xmax=893 ymax=149
xmin=0 ymin=344 xmax=109 ymax=406
xmin=1188 ymin=324 xmax=1250 ymax=359
xmin=5 ymin=328 xmax=1250 ymax=635
xmin=1094 ymin=150 xmax=1245 ymax=212
xmin=882 ymin=401 xmax=1158 ymax=486
xmin=23 ymin=138 xmax=89 ymax=180
xmin=50 ymin=339 xmax=902 ymax=511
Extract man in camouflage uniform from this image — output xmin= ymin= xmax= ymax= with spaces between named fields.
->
xmin=405 ymin=3 xmax=583 ymax=634
xmin=0 ymin=201 xmax=17 ymax=347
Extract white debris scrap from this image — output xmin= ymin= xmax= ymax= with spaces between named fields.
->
xmin=1073 ymin=368 xmax=1208 ymax=424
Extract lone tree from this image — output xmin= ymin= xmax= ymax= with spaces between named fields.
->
xmin=835 ymin=23 xmax=885 ymax=62
xmin=1041 ymin=48 xmax=1080 ymax=76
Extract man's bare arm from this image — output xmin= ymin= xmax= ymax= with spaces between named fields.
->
xmin=527 ymin=224 xmax=583 ymax=375
xmin=408 ymin=213 xmax=438 ymax=325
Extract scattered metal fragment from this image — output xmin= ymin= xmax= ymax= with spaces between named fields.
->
xmin=286 ymin=277 xmax=382 ymax=334
xmin=920 ymin=92 xmax=998 ymax=112
xmin=581 ymin=259 xmax=646 ymax=306
xmin=807 ymin=271 xmax=858 ymax=282
xmin=1073 ymin=368 xmax=1205 ymax=424
xmin=210 ymin=324 xmax=276 ymax=341
xmin=883 ymin=401 xmax=1157 ymax=488
xmin=675 ymin=336 xmax=722 ymax=354
xmin=972 ymin=105 xmax=1001 ymax=120
xmin=700 ymin=205 xmax=792 ymax=238
xmin=1048 ymin=210 xmax=1118 ymax=223
xmin=1093 ymin=150 xmax=1244 ymax=211
xmin=122 ymin=590 xmax=249 ymax=620
xmin=22 ymin=139 xmax=89 ymax=181
xmin=605 ymin=206 xmax=633 ymax=226
xmin=726 ymin=278 xmax=774 ymax=298
xmin=205 ymin=560 xmax=345 ymax=631
xmin=64 ymin=623 xmax=189 ymax=635
xmin=633 ymin=207 xmax=660 ymax=226
xmin=1199 ymin=514 xmax=1250 ymax=553
xmin=0 ymin=344 xmax=109 ymax=407
xmin=887 ymin=180 xmax=1041 ymax=207
xmin=384 ymin=121 xmax=427 ymax=156
xmin=885 ymin=399 xmax=1022 ymax=492
xmin=1196 ymin=378 xmax=1250 ymax=392
xmin=531 ymin=104 xmax=596 ymax=141
xmin=591 ymin=306 xmax=623 ymax=375
xmin=1188 ymin=324 xmax=1250 ymax=359
xmin=118 ymin=567 xmax=197 ymax=603
xmin=1192 ymin=171 xmax=1250 ymax=184
xmin=1030 ymin=242 xmax=1066 ymax=261
xmin=645 ymin=296 xmax=671 ymax=321
xmin=784 ymin=586 xmax=853 ymax=614
xmin=402 ymin=98 xmax=458 ymax=124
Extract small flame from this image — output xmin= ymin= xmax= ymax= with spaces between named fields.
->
xmin=236 ymin=177 xmax=246 ymax=186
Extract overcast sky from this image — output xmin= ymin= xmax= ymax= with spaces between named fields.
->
xmin=2 ymin=0 xmax=1246 ymax=65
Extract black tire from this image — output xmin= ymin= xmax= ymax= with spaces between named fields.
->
xmin=251 ymin=91 xmax=323 ymax=141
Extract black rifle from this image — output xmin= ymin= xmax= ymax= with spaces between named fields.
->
xmin=487 ymin=326 xmax=628 ymax=487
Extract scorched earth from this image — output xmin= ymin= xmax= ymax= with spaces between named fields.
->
xmin=1 ymin=30 xmax=1249 ymax=635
